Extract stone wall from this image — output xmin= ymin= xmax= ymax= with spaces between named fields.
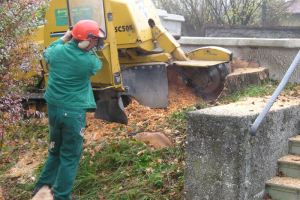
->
xmin=184 ymin=101 xmax=300 ymax=199
xmin=204 ymin=26 xmax=300 ymax=38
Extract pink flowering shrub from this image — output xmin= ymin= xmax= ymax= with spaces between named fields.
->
xmin=0 ymin=0 xmax=50 ymax=159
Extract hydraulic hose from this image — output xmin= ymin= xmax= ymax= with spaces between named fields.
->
xmin=249 ymin=51 xmax=300 ymax=136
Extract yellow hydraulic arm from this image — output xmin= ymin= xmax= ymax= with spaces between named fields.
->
xmin=151 ymin=24 xmax=232 ymax=67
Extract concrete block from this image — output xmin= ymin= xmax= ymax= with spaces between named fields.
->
xmin=185 ymin=103 xmax=300 ymax=200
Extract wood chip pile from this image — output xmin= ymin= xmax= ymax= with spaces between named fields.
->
xmin=84 ymin=84 xmax=200 ymax=141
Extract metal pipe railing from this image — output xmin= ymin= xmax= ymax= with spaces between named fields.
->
xmin=249 ymin=51 xmax=300 ymax=136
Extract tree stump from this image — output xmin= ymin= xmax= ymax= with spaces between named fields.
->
xmin=222 ymin=67 xmax=269 ymax=96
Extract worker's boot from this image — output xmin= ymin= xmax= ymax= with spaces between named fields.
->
xmin=71 ymin=196 xmax=78 ymax=200
xmin=31 ymin=186 xmax=42 ymax=197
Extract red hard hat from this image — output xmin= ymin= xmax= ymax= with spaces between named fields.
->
xmin=72 ymin=20 xmax=104 ymax=41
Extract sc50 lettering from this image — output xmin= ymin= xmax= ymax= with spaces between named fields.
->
xmin=115 ymin=25 xmax=133 ymax=32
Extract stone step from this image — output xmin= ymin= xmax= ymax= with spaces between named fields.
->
xmin=264 ymin=135 xmax=300 ymax=199
xmin=266 ymin=177 xmax=300 ymax=200
xmin=278 ymin=155 xmax=300 ymax=179
xmin=289 ymin=135 xmax=300 ymax=155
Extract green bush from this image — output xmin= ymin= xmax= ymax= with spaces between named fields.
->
xmin=0 ymin=0 xmax=49 ymax=162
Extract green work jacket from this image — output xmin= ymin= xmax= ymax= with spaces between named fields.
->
xmin=43 ymin=39 xmax=102 ymax=109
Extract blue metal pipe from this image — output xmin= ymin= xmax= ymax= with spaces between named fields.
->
xmin=249 ymin=51 xmax=300 ymax=136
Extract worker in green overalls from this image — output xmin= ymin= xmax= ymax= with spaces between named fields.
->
xmin=32 ymin=20 xmax=104 ymax=200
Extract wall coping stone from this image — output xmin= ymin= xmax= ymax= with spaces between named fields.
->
xmin=178 ymin=37 xmax=300 ymax=48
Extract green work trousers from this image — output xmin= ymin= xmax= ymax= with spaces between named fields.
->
xmin=35 ymin=103 xmax=86 ymax=200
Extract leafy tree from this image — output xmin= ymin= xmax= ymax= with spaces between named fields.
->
xmin=205 ymin=0 xmax=290 ymax=26
xmin=205 ymin=0 xmax=265 ymax=25
xmin=156 ymin=0 xmax=207 ymax=36
xmin=0 ymin=0 xmax=49 ymax=159
xmin=157 ymin=0 xmax=266 ymax=35
xmin=157 ymin=0 xmax=290 ymax=36
xmin=262 ymin=0 xmax=291 ymax=26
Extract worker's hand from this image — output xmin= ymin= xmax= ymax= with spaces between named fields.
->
xmin=61 ymin=30 xmax=72 ymax=42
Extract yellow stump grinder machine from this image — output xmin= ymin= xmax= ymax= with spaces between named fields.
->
xmin=25 ymin=0 xmax=233 ymax=124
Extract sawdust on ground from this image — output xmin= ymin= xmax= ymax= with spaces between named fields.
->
xmin=84 ymin=84 xmax=200 ymax=142
xmin=5 ymin=84 xmax=300 ymax=185
xmin=4 ymin=148 xmax=48 ymax=184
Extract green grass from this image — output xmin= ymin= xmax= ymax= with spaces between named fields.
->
xmin=219 ymin=80 xmax=298 ymax=103
xmin=0 ymin=118 xmax=49 ymax=199
xmin=3 ymin=139 xmax=185 ymax=200
xmin=73 ymin=139 xmax=185 ymax=199
xmin=1 ymin=79 xmax=299 ymax=199
xmin=0 ymin=118 xmax=49 ymax=172
xmin=167 ymin=106 xmax=193 ymax=132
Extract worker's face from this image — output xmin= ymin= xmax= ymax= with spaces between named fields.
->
xmin=83 ymin=40 xmax=97 ymax=52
